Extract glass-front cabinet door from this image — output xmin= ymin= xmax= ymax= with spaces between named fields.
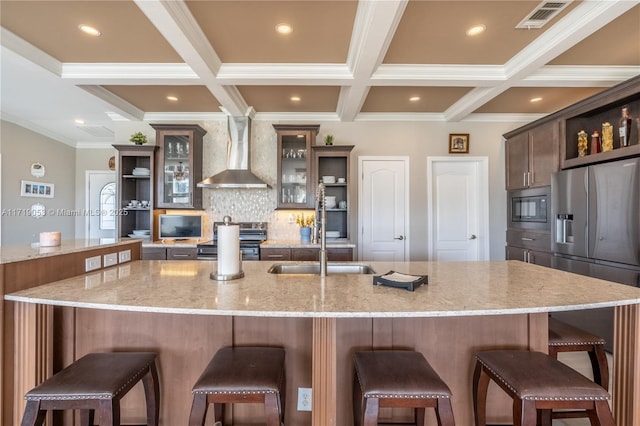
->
xmin=152 ymin=124 xmax=206 ymax=209
xmin=274 ymin=124 xmax=319 ymax=209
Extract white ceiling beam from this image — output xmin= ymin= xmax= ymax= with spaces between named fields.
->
xmin=444 ymin=0 xmax=638 ymax=122
xmin=79 ymin=85 xmax=145 ymax=121
xmin=217 ymin=63 xmax=353 ymax=85
xmin=61 ymin=63 xmax=199 ymax=85
xmin=134 ymin=0 xmax=248 ymax=116
xmin=337 ymin=0 xmax=408 ymax=121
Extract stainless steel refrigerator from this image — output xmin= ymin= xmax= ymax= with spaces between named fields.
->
xmin=551 ymin=157 xmax=640 ymax=352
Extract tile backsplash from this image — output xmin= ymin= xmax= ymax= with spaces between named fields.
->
xmin=198 ymin=119 xmax=304 ymax=240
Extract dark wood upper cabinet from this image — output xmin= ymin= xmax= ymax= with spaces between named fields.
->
xmin=152 ymin=124 xmax=206 ymax=209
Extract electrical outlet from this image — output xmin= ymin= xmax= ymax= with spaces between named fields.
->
xmin=118 ymin=249 xmax=131 ymax=263
xmin=297 ymin=387 xmax=312 ymax=411
xmin=85 ymin=256 xmax=101 ymax=272
xmin=103 ymin=253 xmax=117 ymax=267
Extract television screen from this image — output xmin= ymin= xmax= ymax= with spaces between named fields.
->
xmin=159 ymin=215 xmax=203 ymax=239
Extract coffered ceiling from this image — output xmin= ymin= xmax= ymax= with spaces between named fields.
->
xmin=1 ymin=0 xmax=639 ymax=146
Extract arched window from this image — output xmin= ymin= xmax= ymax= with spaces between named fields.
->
xmin=100 ymin=182 xmax=116 ymax=230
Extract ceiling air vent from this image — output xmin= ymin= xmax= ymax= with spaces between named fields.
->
xmin=516 ymin=1 xmax=571 ymax=29
xmin=76 ymin=125 xmax=114 ymax=138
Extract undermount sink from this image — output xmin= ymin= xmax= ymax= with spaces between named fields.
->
xmin=268 ymin=263 xmax=376 ymax=275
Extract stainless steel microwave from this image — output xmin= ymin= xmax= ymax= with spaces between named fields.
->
xmin=508 ymin=187 xmax=550 ymax=230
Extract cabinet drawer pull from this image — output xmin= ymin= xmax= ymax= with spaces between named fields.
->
xmin=268 ymin=254 xmax=284 ymax=258
xmin=521 ymin=237 xmax=535 ymax=241
xmin=172 ymin=253 xmax=192 ymax=258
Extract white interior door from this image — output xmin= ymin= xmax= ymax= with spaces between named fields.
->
xmin=359 ymin=157 xmax=409 ymax=261
xmin=427 ymin=157 xmax=489 ymax=261
xmin=87 ymin=171 xmax=116 ymax=240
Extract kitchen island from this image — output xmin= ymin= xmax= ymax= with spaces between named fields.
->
xmin=5 ymin=260 xmax=640 ymax=426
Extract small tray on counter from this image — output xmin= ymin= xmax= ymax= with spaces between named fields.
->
xmin=373 ymin=271 xmax=428 ymax=292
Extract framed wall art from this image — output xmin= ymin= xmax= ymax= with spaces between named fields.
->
xmin=449 ymin=133 xmax=469 ymax=154
xmin=21 ymin=180 xmax=54 ymax=198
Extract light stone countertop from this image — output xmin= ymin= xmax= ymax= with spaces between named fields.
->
xmin=261 ymin=239 xmax=356 ymax=248
xmin=0 ymin=239 xmax=140 ymax=265
xmin=5 ymin=260 xmax=640 ymax=318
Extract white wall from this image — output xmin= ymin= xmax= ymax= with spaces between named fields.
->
xmin=0 ymin=121 xmax=76 ymax=246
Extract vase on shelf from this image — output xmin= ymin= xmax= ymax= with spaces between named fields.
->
xmin=300 ymin=227 xmax=311 ymax=243
xmin=619 ymin=105 xmax=633 ymax=147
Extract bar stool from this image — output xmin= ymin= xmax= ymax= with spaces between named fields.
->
xmin=188 ymin=346 xmax=286 ymax=426
xmin=473 ymin=350 xmax=614 ymax=426
xmin=21 ymin=352 xmax=160 ymax=426
xmin=548 ymin=317 xmax=609 ymax=389
xmin=353 ymin=350 xmax=455 ymax=426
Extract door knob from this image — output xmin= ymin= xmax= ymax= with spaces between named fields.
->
xmin=394 ymin=235 xmax=404 ymax=240
xmin=469 ymin=234 xmax=477 ymax=240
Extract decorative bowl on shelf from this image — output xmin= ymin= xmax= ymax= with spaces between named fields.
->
xmin=322 ymin=176 xmax=335 ymax=184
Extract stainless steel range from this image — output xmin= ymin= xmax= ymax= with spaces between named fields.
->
xmin=197 ymin=222 xmax=267 ymax=260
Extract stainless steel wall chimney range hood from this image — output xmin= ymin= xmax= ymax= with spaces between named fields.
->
xmin=197 ymin=116 xmax=271 ymax=189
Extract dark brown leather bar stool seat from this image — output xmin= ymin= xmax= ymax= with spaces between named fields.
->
xmin=473 ymin=350 xmax=614 ymax=426
xmin=21 ymin=352 xmax=160 ymax=426
xmin=353 ymin=350 xmax=455 ymax=426
xmin=189 ymin=346 xmax=286 ymax=426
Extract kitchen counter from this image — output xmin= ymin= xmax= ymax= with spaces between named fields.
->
xmin=5 ymin=260 xmax=640 ymax=426
xmin=261 ymin=239 xmax=356 ymax=248
xmin=141 ymin=239 xmax=202 ymax=248
xmin=0 ymin=238 xmax=137 ymax=264
xmin=6 ymin=260 xmax=639 ymax=316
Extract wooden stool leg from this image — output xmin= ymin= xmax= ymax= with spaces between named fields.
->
xmin=279 ymin=372 xmax=286 ymax=423
xmin=435 ymin=397 xmax=455 ymax=426
xmin=142 ymin=363 xmax=160 ymax=426
xmin=97 ymin=399 xmax=117 ymax=426
xmin=79 ymin=409 xmax=94 ymax=426
xmin=593 ymin=400 xmax=615 ymax=426
xmin=362 ymin=397 xmax=380 ymax=426
xmin=264 ymin=393 xmax=281 ymax=426
xmin=473 ymin=362 xmax=490 ymax=426
xmin=514 ymin=399 xmax=537 ymax=426
xmin=415 ymin=407 xmax=425 ymax=425
xmin=20 ymin=400 xmax=45 ymax=426
xmin=188 ymin=394 xmax=208 ymax=426
xmin=213 ymin=402 xmax=224 ymax=423
xmin=588 ymin=345 xmax=609 ymax=391
xmin=353 ymin=374 xmax=363 ymax=426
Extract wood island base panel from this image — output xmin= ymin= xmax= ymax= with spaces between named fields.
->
xmin=5 ymin=260 xmax=640 ymax=426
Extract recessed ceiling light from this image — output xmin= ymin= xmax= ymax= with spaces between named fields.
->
xmin=166 ymin=96 xmax=179 ymax=102
xmin=409 ymin=96 xmax=421 ymax=102
xmin=466 ymin=24 xmax=486 ymax=36
xmin=74 ymin=119 xmax=85 ymax=125
xmin=530 ymin=97 xmax=543 ymax=103
xmin=290 ymin=96 xmax=301 ymax=102
xmin=275 ymin=23 xmax=293 ymax=35
xmin=78 ymin=24 xmax=101 ymax=37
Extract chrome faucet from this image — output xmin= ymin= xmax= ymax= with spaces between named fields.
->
xmin=316 ymin=183 xmax=327 ymax=277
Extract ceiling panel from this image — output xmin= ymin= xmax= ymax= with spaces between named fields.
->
xmin=186 ymin=0 xmax=357 ymax=63
xmin=362 ymin=86 xmax=474 ymax=112
xmin=0 ymin=0 xmax=181 ymax=63
xmin=237 ymin=86 xmax=340 ymax=112
xmin=548 ymin=4 xmax=640 ymax=66
xmin=473 ymin=87 xmax=606 ymax=114
xmin=100 ymin=86 xmax=220 ymax=112
xmin=384 ymin=0 xmax=580 ymax=65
